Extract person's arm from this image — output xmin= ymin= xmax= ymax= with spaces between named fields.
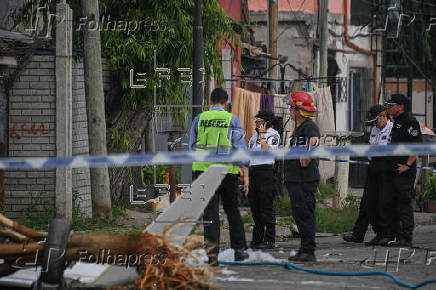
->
xmin=397 ymin=120 xmax=422 ymax=174
xmin=230 ymin=115 xmax=249 ymax=167
xmin=188 ymin=116 xmax=200 ymax=151
xmin=300 ymin=122 xmax=320 ymax=168
xmin=241 ymin=165 xmax=249 ymax=196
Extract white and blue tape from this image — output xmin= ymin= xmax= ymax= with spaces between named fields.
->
xmin=319 ymin=157 xmax=435 ymax=171
xmin=0 ymin=143 xmax=435 ymax=169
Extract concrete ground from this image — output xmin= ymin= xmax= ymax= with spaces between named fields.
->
xmin=213 ymin=211 xmax=436 ymax=290
xmin=110 ymin=208 xmax=436 ymax=289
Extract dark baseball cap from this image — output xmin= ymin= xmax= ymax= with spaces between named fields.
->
xmin=385 ymin=94 xmax=409 ymax=106
xmin=365 ymin=104 xmax=386 ymax=126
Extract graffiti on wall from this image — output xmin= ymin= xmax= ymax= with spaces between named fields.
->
xmin=9 ymin=123 xmax=54 ymax=139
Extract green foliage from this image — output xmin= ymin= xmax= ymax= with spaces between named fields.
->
xmin=189 ymin=225 xmax=204 ymax=236
xmin=422 ymin=171 xmax=436 ymax=202
xmin=20 ymin=192 xmax=55 ymax=231
xmin=316 ymin=207 xmax=358 ymax=234
xmin=13 ymin=0 xmax=242 ymax=147
xmin=20 ymin=191 xmax=144 ymax=234
xmin=140 ymin=165 xmax=181 ymax=186
xmin=71 ymin=204 xmax=144 ymax=234
xmin=241 ymin=212 xmax=253 ymax=224
xmin=277 ymin=216 xmax=294 ymax=227
xmin=340 ymin=194 xmax=360 ymax=210
xmin=274 ymin=194 xmax=292 ymax=216
xmin=273 ymin=192 xmax=358 ymax=233
xmin=317 ymin=181 xmax=336 ymax=204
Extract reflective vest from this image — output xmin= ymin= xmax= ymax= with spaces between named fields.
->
xmin=192 ymin=110 xmax=239 ymax=174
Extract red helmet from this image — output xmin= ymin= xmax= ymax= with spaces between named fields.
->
xmin=289 ymin=91 xmax=317 ymax=112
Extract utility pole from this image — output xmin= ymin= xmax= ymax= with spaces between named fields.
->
xmin=407 ymin=0 xmax=415 ymax=111
xmin=55 ymin=1 xmax=72 ymax=221
xmin=81 ymin=0 xmax=112 ymax=219
xmin=268 ymin=0 xmax=278 ymax=79
xmin=319 ymin=0 xmax=329 ymax=80
xmin=319 ymin=0 xmax=346 ymax=207
xmin=192 ymin=0 xmax=204 ymax=119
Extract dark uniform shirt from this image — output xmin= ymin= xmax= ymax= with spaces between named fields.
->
xmin=284 ymin=118 xmax=320 ymax=182
xmin=389 ymin=112 xmax=422 ymax=172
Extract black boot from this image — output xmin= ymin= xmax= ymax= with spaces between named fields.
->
xmin=234 ymin=249 xmax=249 ymax=261
xmin=288 ymin=250 xmax=316 ymax=262
xmin=388 ymin=237 xmax=412 ymax=247
xmin=378 ymin=236 xmax=396 ymax=246
xmin=342 ymin=234 xmax=363 ymax=243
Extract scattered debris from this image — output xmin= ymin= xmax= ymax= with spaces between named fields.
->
xmin=0 ymin=214 xmax=216 ymax=289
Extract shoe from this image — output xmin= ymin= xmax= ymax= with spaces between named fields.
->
xmin=342 ymin=234 xmax=363 ymax=243
xmin=234 ymin=249 xmax=249 ymax=261
xmin=288 ymin=251 xmax=316 ymax=262
xmin=364 ymin=235 xmax=382 ymax=246
xmin=388 ymin=238 xmax=412 ymax=247
xmin=256 ymin=241 xmax=276 ymax=250
xmin=378 ymin=237 xmax=395 ymax=246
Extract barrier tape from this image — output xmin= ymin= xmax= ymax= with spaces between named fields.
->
xmin=319 ymin=157 xmax=436 ymax=171
xmin=0 ymin=143 xmax=434 ymax=169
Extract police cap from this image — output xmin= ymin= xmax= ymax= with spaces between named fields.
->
xmin=385 ymin=94 xmax=409 ymax=106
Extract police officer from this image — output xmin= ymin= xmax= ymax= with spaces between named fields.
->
xmin=285 ymin=91 xmax=320 ymax=262
xmin=342 ymin=105 xmax=393 ymax=245
xmin=189 ymin=88 xmax=249 ymax=264
xmin=247 ymin=110 xmax=280 ymax=249
xmin=385 ymin=94 xmax=422 ymax=247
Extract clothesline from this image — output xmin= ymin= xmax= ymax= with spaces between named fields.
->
xmin=224 ymin=78 xmax=292 ymax=83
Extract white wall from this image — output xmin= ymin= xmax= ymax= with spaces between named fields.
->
xmin=331 ymin=19 xmax=374 ymax=132
xmin=412 ymin=90 xmax=433 ymax=128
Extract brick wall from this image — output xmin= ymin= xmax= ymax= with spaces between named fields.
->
xmin=4 ymin=54 xmax=109 ymax=219
xmin=6 ymin=55 xmax=57 ymax=219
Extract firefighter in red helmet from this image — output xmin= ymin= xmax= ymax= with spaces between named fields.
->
xmin=285 ymin=91 xmax=320 ymax=262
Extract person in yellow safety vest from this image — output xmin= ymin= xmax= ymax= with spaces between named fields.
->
xmin=189 ymin=88 xmax=250 ymax=265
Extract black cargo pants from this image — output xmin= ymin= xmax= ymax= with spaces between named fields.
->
xmin=286 ymin=181 xmax=318 ymax=253
xmin=248 ymin=164 xmax=276 ymax=244
xmin=194 ymin=171 xmax=247 ymax=257
xmin=390 ymin=171 xmax=416 ymax=242
xmin=365 ymin=158 xmax=392 ymax=237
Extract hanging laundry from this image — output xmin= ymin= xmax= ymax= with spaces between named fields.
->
xmin=231 ymin=87 xmax=261 ymax=144
xmin=273 ymin=94 xmax=294 ymax=147
xmin=260 ymin=94 xmax=274 ymax=112
xmin=312 ymin=83 xmax=336 ymax=179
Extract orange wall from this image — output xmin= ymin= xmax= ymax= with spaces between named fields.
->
xmin=219 ymin=0 xmax=242 ymax=88
xmin=220 ymin=0 xmax=241 ymax=21
xmin=248 ymin=0 xmax=350 ymax=15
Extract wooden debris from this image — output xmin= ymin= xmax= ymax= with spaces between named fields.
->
xmin=0 ymin=214 xmax=46 ymax=240
xmin=0 ymin=216 xmax=215 ymax=289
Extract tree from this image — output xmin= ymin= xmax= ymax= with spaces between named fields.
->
xmin=13 ymin=0 xmax=241 ymax=202
xmin=81 ymin=0 xmax=112 ymax=219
